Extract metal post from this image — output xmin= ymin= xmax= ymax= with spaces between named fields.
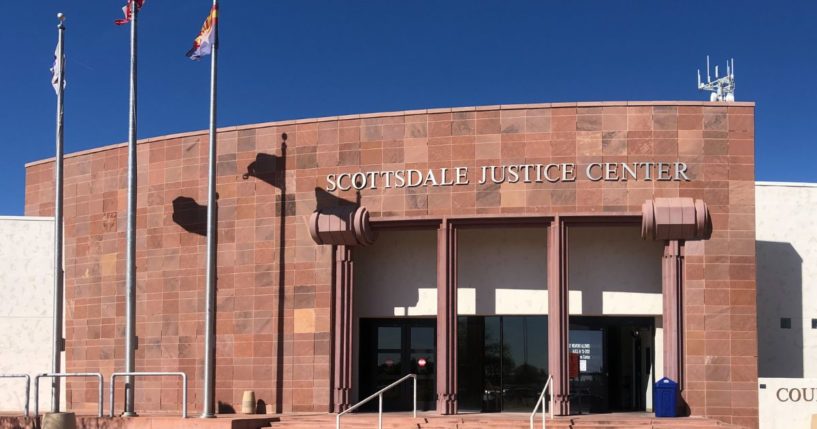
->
xmin=51 ymin=12 xmax=66 ymax=414
xmin=124 ymin=0 xmax=139 ymax=416
xmin=24 ymin=375 xmax=31 ymax=417
xmin=550 ymin=386 xmax=554 ymax=419
xmin=378 ymin=394 xmax=382 ymax=429
xmin=412 ymin=376 xmax=417 ymax=419
xmin=34 ymin=376 xmax=39 ymax=418
xmin=201 ymin=0 xmax=219 ymax=418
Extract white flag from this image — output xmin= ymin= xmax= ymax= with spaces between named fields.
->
xmin=50 ymin=44 xmax=65 ymax=94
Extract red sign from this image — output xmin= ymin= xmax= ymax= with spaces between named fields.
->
xmin=418 ymin=358 xmax=427 ymax=368
xmin=569 ymin=353 xmax=580 ymax=379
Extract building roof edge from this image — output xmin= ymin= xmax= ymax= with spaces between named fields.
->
xmin=756 ymin=181 xmax=817 ymax=188
xmin=26 ymin=100 xmax=756 ymax=168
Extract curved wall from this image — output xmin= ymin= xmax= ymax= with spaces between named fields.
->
xmin=23 ymin=101 xmax=757 ymax=426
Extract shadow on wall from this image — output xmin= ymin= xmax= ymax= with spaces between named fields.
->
xmin=568 ymin=226 xmax=664 ymax=315
xmin=239 ymin=138 xmax=289 ymax=412
xmin=217 ymin=401 xmax=235 ymax=414
xmin=355 ymin=230 xmax=436 ymax=317
xmin=243 ymin=153 xmax=282 ymax=187
xmin=171 ymin=196 xmax=208 ymax=236
xmin=458 ymin=227 xmax=549 ymax=315
xmin=314 ymin=187 xmax=359 ymax=211
xmin=757 ymin=240 xmax=803 ymax=378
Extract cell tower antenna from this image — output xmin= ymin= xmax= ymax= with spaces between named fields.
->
xmin=697 ymin=56 xmax=736 ymax=101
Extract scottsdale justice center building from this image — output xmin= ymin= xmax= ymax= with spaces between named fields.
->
xmin=10 ymin=101 xmax=817 ymax=428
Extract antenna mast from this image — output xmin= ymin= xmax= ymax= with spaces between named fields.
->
xmin=697 ymin=56 xmax=735 ymax=101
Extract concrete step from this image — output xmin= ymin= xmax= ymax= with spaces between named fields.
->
xmin=270 ymin=413 xmax=741 ymax=429
xmin=0 ymin=413 xmax=738 ymax=429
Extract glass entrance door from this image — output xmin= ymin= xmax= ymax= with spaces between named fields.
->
xmin=569 ymin=316 xmax=655 ymax=414
xmin=457 ymin=316 xmax=549 ymax=412
xmin=359 ymin=318 xmax=436 ymax=411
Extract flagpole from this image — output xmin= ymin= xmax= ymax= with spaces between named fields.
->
xmin=201 ymin=0 xmax=219 ymax=418
xmin=51 ymin=12 xmax=66 ymax=414
xmin=124 ymin=0 xmax=139 ymax=417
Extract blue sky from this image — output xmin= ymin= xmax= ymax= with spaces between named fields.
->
xmin=1 ymin=1 xmax=815 ymax=215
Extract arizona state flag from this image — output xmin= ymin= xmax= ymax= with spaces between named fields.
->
xmin=186 ymin=5 xmax=218 ymax=60
xmin=114 ymin=0 xmax=144 ymax=25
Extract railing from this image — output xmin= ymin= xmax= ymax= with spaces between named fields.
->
xmin=0 ymin=374 xmax=31 ymax=417
xmin=529 ymin=375 xmax=554 ymax=429
xmin=34 ymin=372 xmax=104 ymax=418
xmin=336 ymin=373 xmax=416 ymax=429
xmin=109 ymin=371 xmax=188 ymax=418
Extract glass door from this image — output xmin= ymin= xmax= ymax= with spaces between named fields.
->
xmin=502 ymin=316 xmax=549 ymax=411
xmin=568 ymin=316 xmax=655 ymax=414
xmin=359 ymin=318 xmax=436 ymax=411
xmin=457 ymin=316 xmax=549 ymax=412
xmin=568 ymin=324 xmax=607 ymax=414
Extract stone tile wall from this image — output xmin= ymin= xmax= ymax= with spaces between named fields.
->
xmin=24 ymin=102 xmax=757 ymax=427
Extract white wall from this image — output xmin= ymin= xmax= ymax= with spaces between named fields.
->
xmin=0 ymin=216 xmax=58 ymax=413
xmin=355 ymin=226 xmax=664 ymax=319
xmin=355 ymin=229 xmax=437 ymax=317
xmin=756 ymin=183 xmax=817 ymax=429
xmin=568 ymin=226 xmax=664 ymax=316
xmin=758 ymin=378 xmax=817 ymax=429
xmin=457 ymin=228 xmax=548 ymax=315
xmin=756 ymin=182 xmax=817 ymax=380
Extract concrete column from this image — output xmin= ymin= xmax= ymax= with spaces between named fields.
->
xmin=547 ymin=217 xmax=570 ymax=416
xmin=436 ymin=220 xmax=457 ymax=415
xmin=332 ymin=245 xmax=353 ymax=412
xmin=662 ymin=240 xmax=685 ymax=387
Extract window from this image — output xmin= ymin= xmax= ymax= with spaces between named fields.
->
xmin=780 ymin=318 xmax=792 ymax=329
xmin=812 ymin=319 xmax=817 ymax=329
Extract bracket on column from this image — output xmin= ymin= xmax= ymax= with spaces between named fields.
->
xmin=308 ymin=206 xmax=375 ymax=413
xmin=641 ymin=198 xmax=711 ymax=407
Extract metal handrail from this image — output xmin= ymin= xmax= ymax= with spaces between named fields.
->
xmin=34 ymin=372 xmax=103 ymax=417
xmin=109 ymin=371 xmax=187 ymax=418
xmin=529 ymin=375 xmax=554 ymax=429
xmin=0 ymin=374 xmax=31 ymax=417
xmin=336 ymin=373 xmax=416 ymax=429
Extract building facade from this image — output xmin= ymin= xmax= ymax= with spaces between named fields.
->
xmin=23 ymin=101 xmax=758 ymax=426
xmin=756 ymin=182 xmax=817 ymax=428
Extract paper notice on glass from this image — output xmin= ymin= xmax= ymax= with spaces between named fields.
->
xmin=580 ymin=359 xmax=587 ymax=372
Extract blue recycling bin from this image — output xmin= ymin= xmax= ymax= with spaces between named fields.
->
xmin=654 ymin=377 xmax=679 ymax=417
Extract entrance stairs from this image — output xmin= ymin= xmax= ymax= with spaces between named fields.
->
xmin=0 ymin=413 xmax=745 ymax=429
xmin=273 ymin=412 xmax=744 ymax=429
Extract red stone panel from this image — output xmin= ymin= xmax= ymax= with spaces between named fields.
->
xmin=24 ymin=102 xmax=757 ymax=427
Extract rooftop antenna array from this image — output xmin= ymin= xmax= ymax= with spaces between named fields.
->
xmin=697 ymin=56 xmax=735 ymax=101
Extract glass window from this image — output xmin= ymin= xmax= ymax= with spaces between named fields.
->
xmin=378 ymin=326 xmax=402 ymax=349
xmin=569 ymin=330 xmax=604 ymax=374
xmin=411 ymin=326 xmax=435 ymax=351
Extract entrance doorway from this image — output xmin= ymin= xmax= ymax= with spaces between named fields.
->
xmin=569 ymin=316 xmax=655 ymax=414
xmin=359 ymin=318 xmax=436 ymax=411
xmin=457 ymin=316 xmax=549 ymax=412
